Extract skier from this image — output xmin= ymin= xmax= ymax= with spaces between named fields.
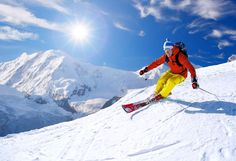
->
xmin=139 ymin=39 xmax=199 ymax=101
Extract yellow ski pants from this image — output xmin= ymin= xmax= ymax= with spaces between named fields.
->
xmin=155 ymin=70 xmax=185 ymax=98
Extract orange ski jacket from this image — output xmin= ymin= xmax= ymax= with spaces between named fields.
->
xmin=146 ymin=46 xmax=196 ymax=78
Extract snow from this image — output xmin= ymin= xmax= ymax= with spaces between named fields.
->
xmin=1 ymin=50 xmax=159 ymax=136
xmin=0 ymin=85 xmax=72 ymax=136
xmin=0 ymin=50 xmax=154 ymax=113
xmin=1 ymin=61 xmax=236 ymax=161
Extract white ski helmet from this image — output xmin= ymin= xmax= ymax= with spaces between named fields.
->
xmin=163 ymin=39 xmax=174 ymax=51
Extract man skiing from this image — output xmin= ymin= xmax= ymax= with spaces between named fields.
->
xmin=139 ymin=39 xmax=199 ymax=101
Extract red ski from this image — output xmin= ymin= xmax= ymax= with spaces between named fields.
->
xmin=122 ymin=95 xmax=163 ymax=113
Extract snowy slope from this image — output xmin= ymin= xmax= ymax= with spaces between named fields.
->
xmin=0 ymin=50 xmax=156 ymax=113
xmin=0 ymin=85 xmax=72 ymax=137
xmin=0 ymin=61 xmax=236 ymax=161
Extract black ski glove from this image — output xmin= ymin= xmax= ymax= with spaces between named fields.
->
xmin=139 ymin=67 xmax=149 ymax=75
xmin=192 ymin=77 xmax=199 ymax=89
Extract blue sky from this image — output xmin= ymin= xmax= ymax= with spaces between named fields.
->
xmin=0 ymin=0 xmax=236 ymax=71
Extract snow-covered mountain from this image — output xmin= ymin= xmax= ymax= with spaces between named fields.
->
xmin=228 ymin=54 xmax=236 ymax=62
xmin=1 ymin=61 xmax=235 ymax=161
xmin=0 ymin=85 xmax=72 ymax=137
xmin=0 ymin=50 xmax=159 ymax=114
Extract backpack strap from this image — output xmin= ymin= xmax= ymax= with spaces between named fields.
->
xmin=175 ymin=52 xmax=182 ymax=67
xmin=165 ymin=55 xmax=170 ymax=63
xmin=165 ymin=51 xmax=184 ymax=67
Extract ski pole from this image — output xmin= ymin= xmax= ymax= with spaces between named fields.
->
xmin=198 ymin=87 xmax=220 ymax=101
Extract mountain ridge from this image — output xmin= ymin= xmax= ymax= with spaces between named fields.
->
xmin=0 ymin=50 xmax=160 ymax=112
xmin=0 ymin=50 xmax=166 ymax=136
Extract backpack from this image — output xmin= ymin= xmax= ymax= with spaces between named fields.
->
xmin=165 ymin=42 xmax=188 ymax=67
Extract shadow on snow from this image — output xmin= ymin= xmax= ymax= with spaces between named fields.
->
xmin=130 ymin=98 xmax=236 ymax=120
xmin=167 ymin=98 xmax=236 ymax=116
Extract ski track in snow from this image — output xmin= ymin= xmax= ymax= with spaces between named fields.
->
xmin=127 ymin=141 xmax=181 ymax=157
xmin=56 ymin=128 xmax=81 ymax=161
xmin=79 ymin=123 xmax=107 ymax=161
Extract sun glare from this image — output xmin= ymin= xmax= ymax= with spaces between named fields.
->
xmin=69 ymin=22 xmax=91 ymax=44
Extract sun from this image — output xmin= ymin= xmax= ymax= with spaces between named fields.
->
xmin=68 ymin=22 xmax=91 ymax=44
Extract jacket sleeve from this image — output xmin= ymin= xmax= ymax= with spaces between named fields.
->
xmin=179 ymin=54 xmax=197 ymax=78
xmin=146 ymin=54 xmax=166 ymax=71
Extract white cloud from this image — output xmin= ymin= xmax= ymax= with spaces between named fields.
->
xmin=31 ymin=0 xmax=69 ymax=15
xmin=133 ymin=1 xmax=181 ymax=21
xmin=224 ymin=30 xmax=236 ymax=40
xmin=0 ymin=0 xmax=20 ymax=6
xmin=207 ymin=28 xmax=236 ymax=40
xmin=187 ymin=19 xmax=213 ymax=29
xmin=113 ymin=22 xmax=132 ymax=32
xmin=172 ymin=25 xmax=185 ymax=34
xmin=150 ymin=0 xmax=157 ymax=5
xmin=0 ymin=26 xmax=38 ymax=41
xmin=138 ymin=30 xmax=145 ymax=37
xmin=230 ymin=35 xmax=236 ymax=40
xmin=187 ymin=18 xmax=214 ymax=35
xmin=209 ymin=29 xmax=223 ymax=38
xmin=188 ymin=20 xmax=236 ymax=48
xmin=192 ymin=0 xmax=227 ymax=20
xmin=133 ymin=0 xmax=235 ymax=21
xmin=203 ymin=28 xmax=236 ymax=49
xmin=160 ymin=0 xmax=191 ymax=10
xmin=217 ymin=40 xmax=233 ymax=49
xmin=133 ymin=1 xmax=163 ymax=20
xmin=215 ymin=53 xmax=224 ymax=59
xmin=0 ymin=3 xmax=62 ymax=31
xmin=0 ymin=0 xmax=69 ymax=15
